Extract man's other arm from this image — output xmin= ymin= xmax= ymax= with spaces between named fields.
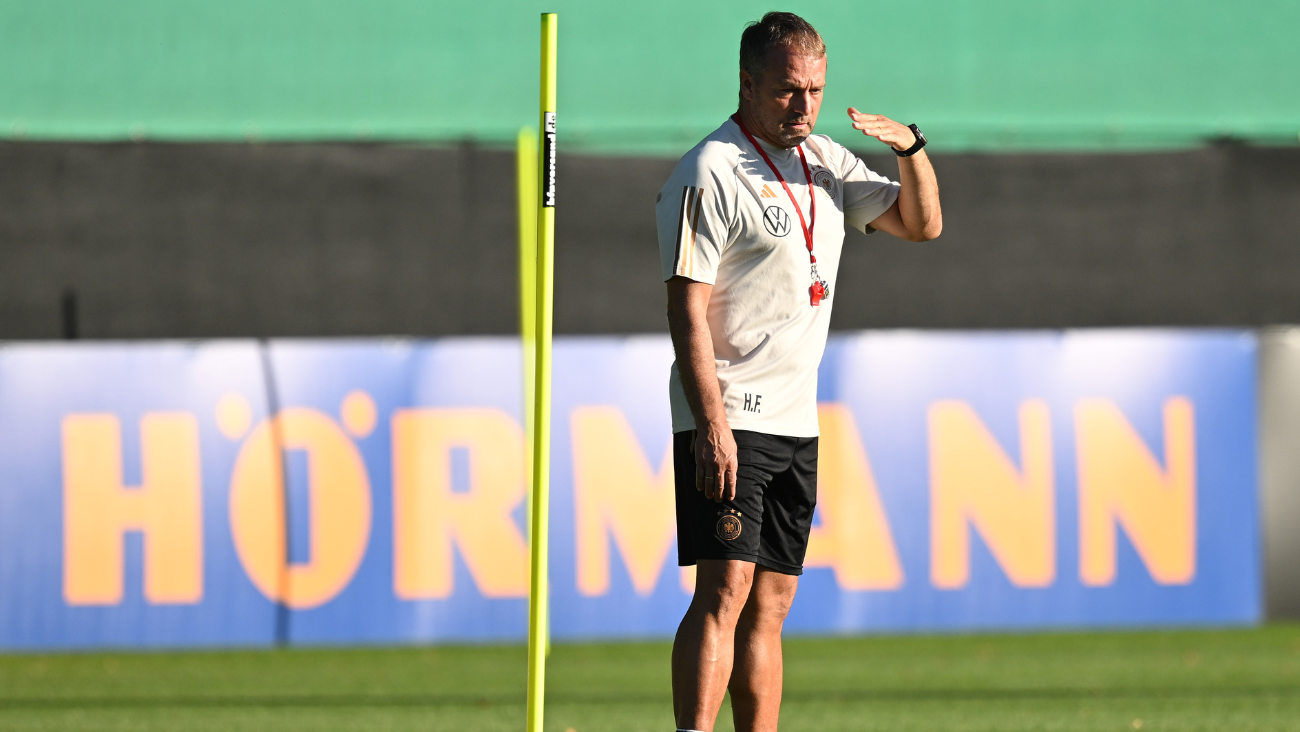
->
xmin=666 ymin=276 xmax=738 ymax=502
xmin=847 ymin=108 xmax=942 ymax=242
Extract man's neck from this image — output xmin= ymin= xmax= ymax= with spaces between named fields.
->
xmin=736 ymin=105 xmax=792 ymax=149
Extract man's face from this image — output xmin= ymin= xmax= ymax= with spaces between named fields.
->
xmin=740 ymin=46 xmax=826 ymax=148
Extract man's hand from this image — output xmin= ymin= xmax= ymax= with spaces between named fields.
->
xmin=847 ymin=107 xmax=916 ymax=151
xmin=847 ymin=107 xmax=943 ymax=242
xmin=695 ymin=421 xmax=738 ymax=502
xmin=667 ymin=276 xmax=740 ymax=503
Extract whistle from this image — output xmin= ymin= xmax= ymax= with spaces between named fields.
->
xmin=810 ymin=281 xmax=825 ymax=306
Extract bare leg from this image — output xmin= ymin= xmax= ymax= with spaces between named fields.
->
xmin=728 ymin=567 xmax=798 ymax=732
xmin=672 ymin=559 xmax=755 ymax=731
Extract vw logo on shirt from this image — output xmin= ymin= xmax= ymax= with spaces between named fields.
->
xmin=763 ymin=206 xmax=791 ymax=237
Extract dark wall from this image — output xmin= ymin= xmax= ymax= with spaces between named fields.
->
xmin=2 ymin=141 xmax=1297 ymax=339
xmin=0 ymin=142 xmax=520 ymax=339
xmin=845 ymin=144 xmax=1300 ymax=329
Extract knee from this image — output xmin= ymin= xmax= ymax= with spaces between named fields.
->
xmin=708 ymin=575 xmax=753 ymax=621
xmin=749 ymin=578 xmax=798 ymax=627
xmin=754 ymin=593 xmax=794 ymax=627
xmin=694 ymin=565 xmax=753 ymax=621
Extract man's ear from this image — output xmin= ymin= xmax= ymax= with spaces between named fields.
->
xmin=739 ymin=70 xmax=756 ymax=103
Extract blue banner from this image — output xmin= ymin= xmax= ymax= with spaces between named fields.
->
xmin=0 ymin=331 xmax=1260 ymax=649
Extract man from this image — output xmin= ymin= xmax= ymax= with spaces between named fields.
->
xmin=656 ymin=12 xmax=942 ymax=732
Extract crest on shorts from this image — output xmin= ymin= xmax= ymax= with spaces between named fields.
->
xmin=812 ymin=168 xmax=836 ymax=196
xmin=716 ymin=509 xmax=743 ymax=541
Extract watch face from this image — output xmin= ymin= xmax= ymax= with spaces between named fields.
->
xmin=897 ymin=125 xmax=927 ymax=156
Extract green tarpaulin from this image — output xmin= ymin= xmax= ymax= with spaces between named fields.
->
xmin=2 ymin=0 xmax=1297 ymax=154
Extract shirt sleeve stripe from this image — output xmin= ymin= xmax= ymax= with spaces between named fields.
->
xmin=672 ymin=185 xmax=693 ymax=276
xmin=687 ymin=189 xmax=703 ymax=278
xmin=681 ymin=187 xmax=693 ymax=276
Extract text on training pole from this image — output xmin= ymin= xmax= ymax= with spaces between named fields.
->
xmin=542 ymin=112 xmax=556 ymax=208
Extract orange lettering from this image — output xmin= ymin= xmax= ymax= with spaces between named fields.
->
xmin=392 ymin=408 xmax=529 ymax=599
xmin=229 ymin=409 xmax=371 ymax=609
xmin=806 ymin=404 xmax=903 ymax=590
xmin=572 ymin=406 xmax=677 ymax=597
xmin=62 ymin=413 xmax=203 ymax=605
xmin=1076 ymin=398 xmax=1196 ymax=586
xmin=930 ymin=401 xmax=1054 ymax=588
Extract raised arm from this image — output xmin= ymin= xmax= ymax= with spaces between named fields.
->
xmin=666 ymin=275 xmax=737 ymax=502
xmin=847 ymin=107 xmax=942 ymax=242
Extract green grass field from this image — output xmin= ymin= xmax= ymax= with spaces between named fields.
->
xmin=1 ymin=626 xmax=1298 ymax=731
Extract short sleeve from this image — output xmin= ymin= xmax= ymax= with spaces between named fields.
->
xmin=840 ymin=151 xmax=901 ymax=235
xmin=656 ymin=153 xmax=734 ymax=284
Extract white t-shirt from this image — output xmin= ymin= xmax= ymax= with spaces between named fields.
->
xmin=657 ymin=116 xmax=900 ymax=437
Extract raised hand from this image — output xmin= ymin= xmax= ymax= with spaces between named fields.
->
xmin=847 ymin=107 xmax=917 ymax=152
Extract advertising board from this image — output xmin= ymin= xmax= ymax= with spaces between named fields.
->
xmin=0 ymin=331 xmax=1259 ymax=649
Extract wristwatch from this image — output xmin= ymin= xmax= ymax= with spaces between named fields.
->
xmin=894 ymin=124 xmax=927 ymax=157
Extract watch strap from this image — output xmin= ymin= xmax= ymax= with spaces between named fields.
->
xmin=895 ymin=124 xmax=927 ymax=157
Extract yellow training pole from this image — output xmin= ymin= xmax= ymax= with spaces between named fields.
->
xmin=526 ymin=13 xmax=556 ymax=732
xmin=517 ymin=127 xmax=537 ymax=515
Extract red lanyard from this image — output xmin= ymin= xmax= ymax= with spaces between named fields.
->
xmin=733 ymin=113 xmax=816 ymax=263
xmin=732 ymin=113 xmax=828 ymax=306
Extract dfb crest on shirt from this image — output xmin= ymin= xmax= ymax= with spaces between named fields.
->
xmin=763 ymin=206 xmax=791 ymax=237
xmin=812 ymin=167 xmax=837 ymax=196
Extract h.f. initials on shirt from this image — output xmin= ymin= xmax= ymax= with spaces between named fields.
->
xmin=743 ymin=393 xmax=763 ymax=413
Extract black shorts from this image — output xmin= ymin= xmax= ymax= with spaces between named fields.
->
xmin=674 ymin=429 xmax=818 ymax=576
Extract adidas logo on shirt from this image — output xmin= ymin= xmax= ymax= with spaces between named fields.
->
xmin=759 ymin=184 xmax=778 ymax=199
